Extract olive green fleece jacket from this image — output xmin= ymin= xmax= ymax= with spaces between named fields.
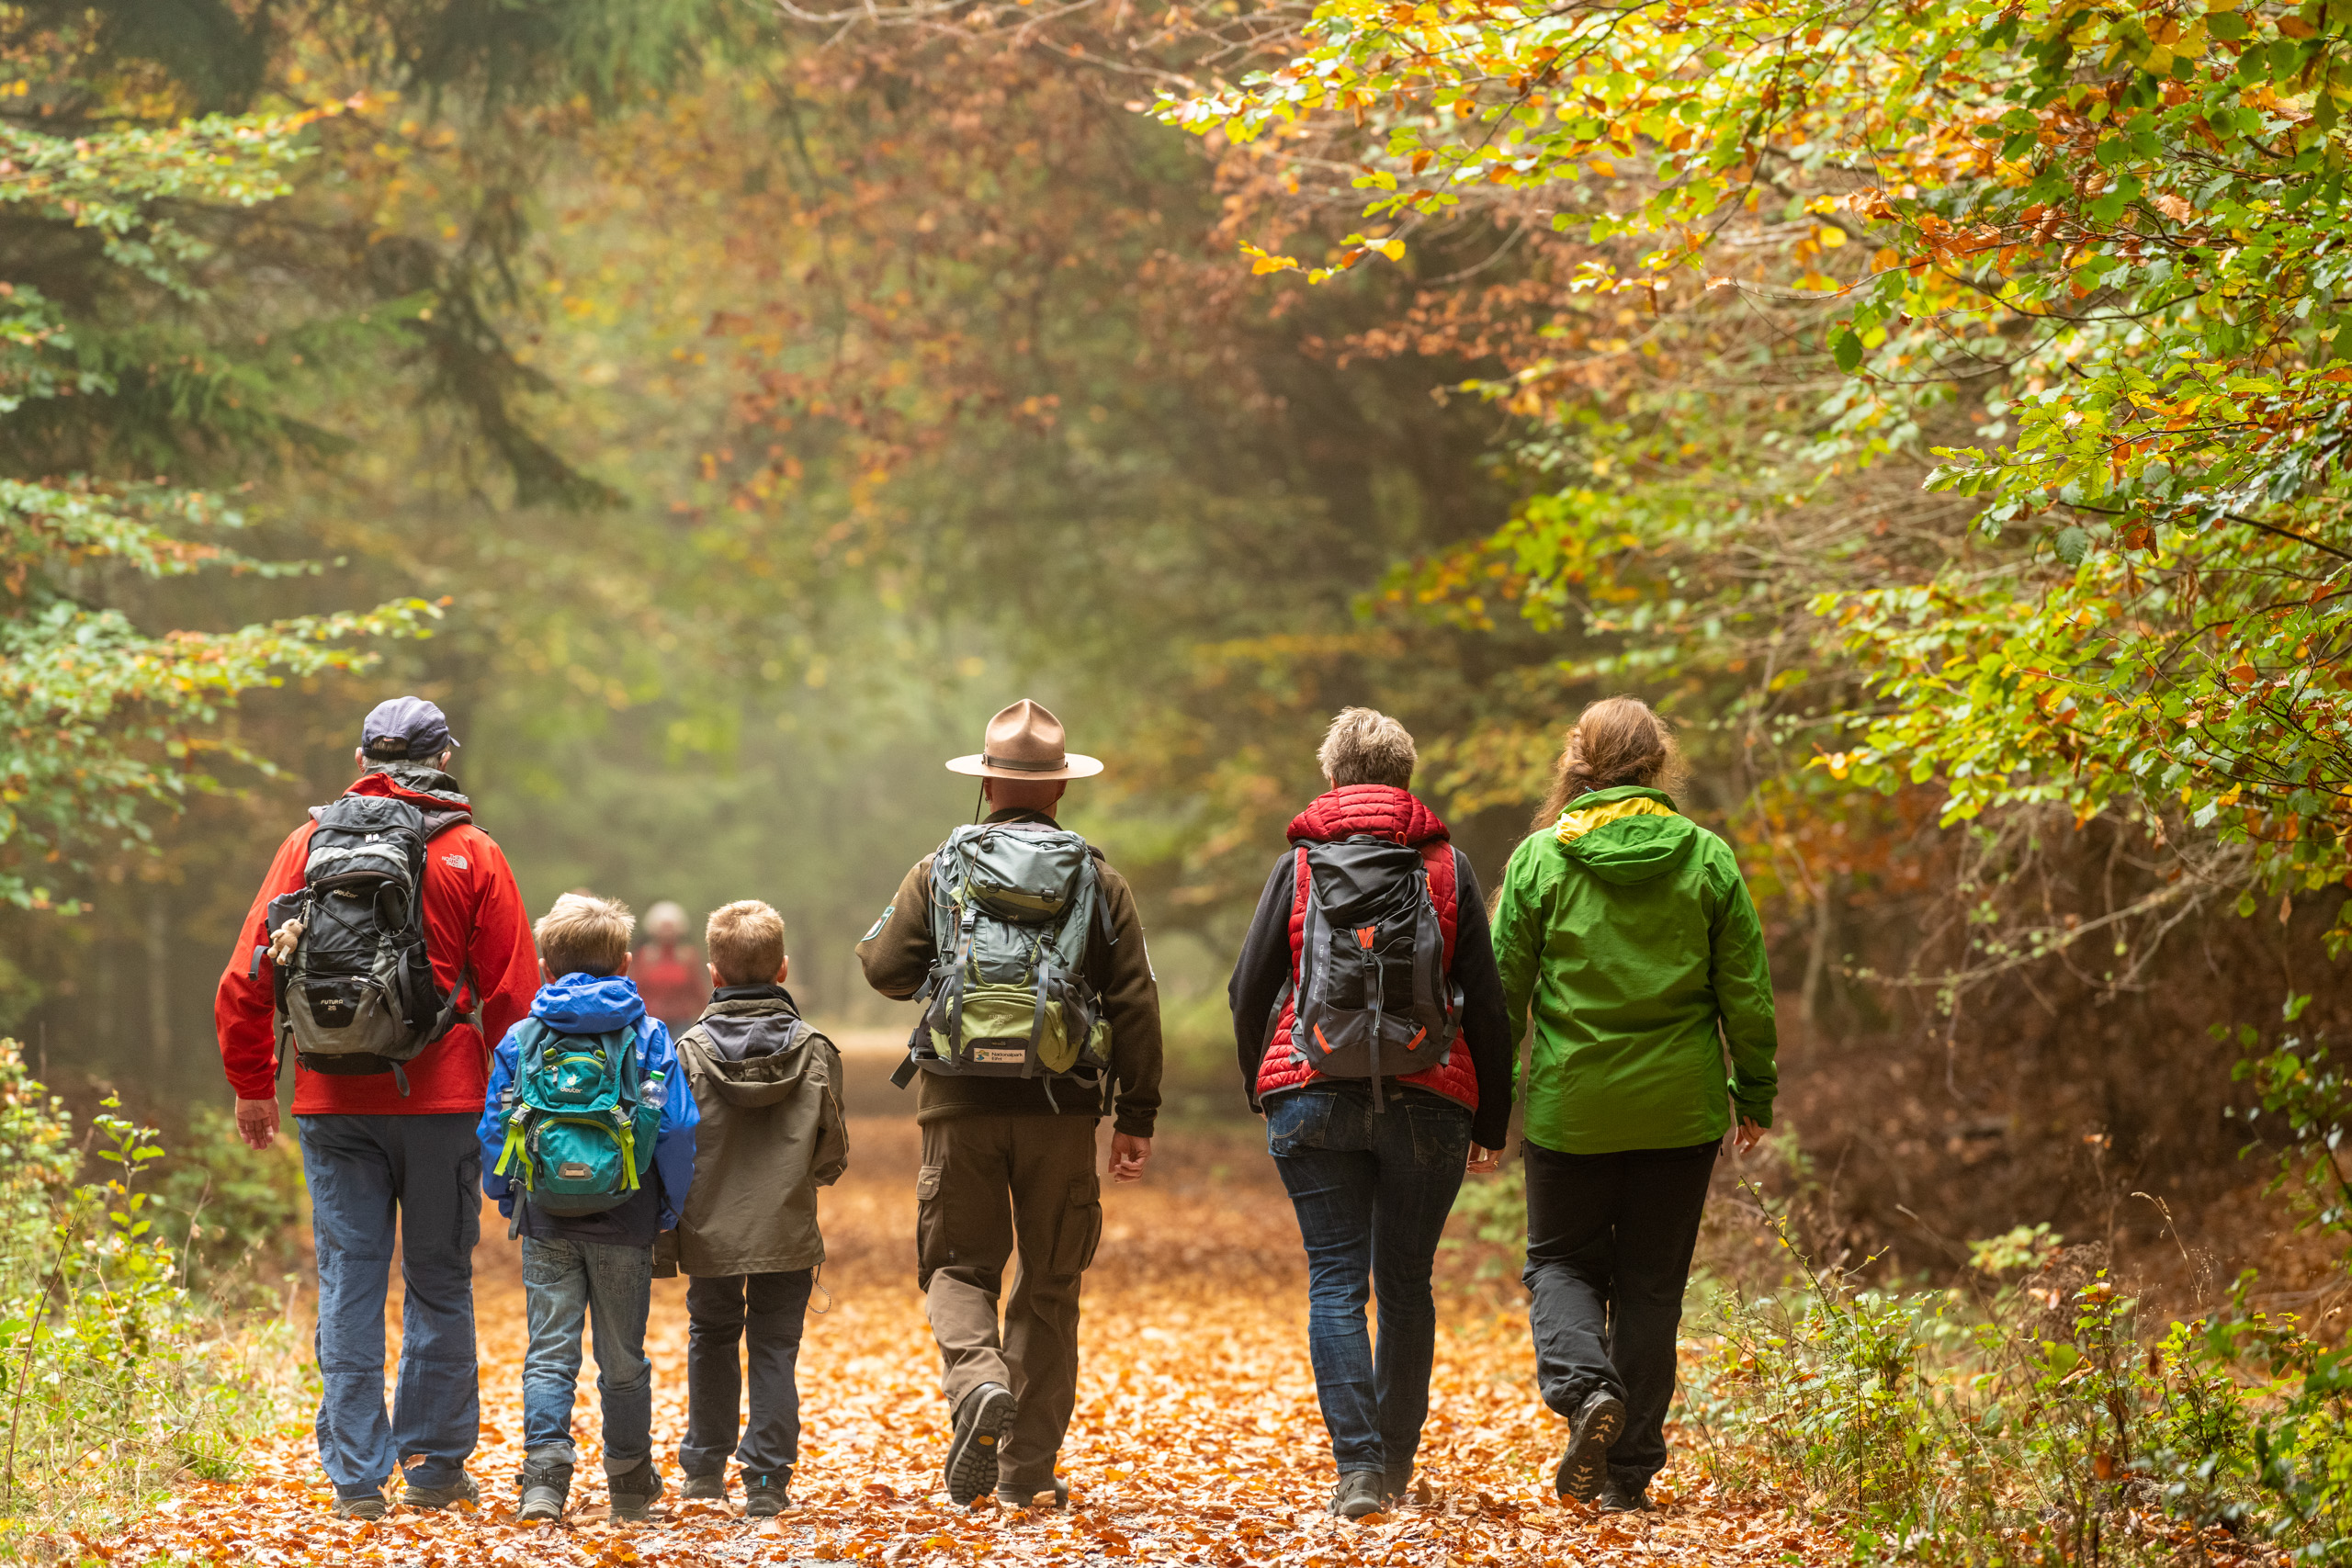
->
xmin=855 ymin=807 xmax=1163 ymax=1138
xmin=1492 ymin=785 xmax=1780 ymax=1155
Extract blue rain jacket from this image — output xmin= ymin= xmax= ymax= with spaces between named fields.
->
xmin=477 ymin=973 xmax=700 ymax=1232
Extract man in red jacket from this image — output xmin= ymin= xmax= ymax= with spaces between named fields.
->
xmin=215 ymin=697 xmax=538 ymax=1520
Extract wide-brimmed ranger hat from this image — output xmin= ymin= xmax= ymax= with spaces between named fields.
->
xmin=946 ymin=699 xmax=1103 ymax=781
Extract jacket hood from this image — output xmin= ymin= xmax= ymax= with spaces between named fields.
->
xmin=342 ymin=767 xmax=474 ymax=838
xmin=531 ymin=974 xmax=649 ymax=1035
xmin=1289 ymin=784 xmax=1449 ymax=848
xmin=686 ymin=992 xmax=817 ymax=1106
xmin=1555 ymin=786 xmax=1696 ymax=886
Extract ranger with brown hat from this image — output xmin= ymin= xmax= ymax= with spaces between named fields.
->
xmin=857 ymin=699 xmax=1162 ymax=1510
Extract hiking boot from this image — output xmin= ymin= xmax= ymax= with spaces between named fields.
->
xmin=331 ymin=1489 xmax=387 ymax=1521
xmin=609 ymin=1458 xmax=665 ymax=1521
xmin=944 ymin=1382 xmax=1017 ymax=1506
xmin=1600 ymin=1474 xmax=1654 ymax=1514
xmin=515 ymin=1450 xmax=574 ymax=1523
xmin=743 ymin=1469 xmax=790 ymax=1517
xmin=995 ymin=1477 xmax=1069 ymax=1510
xmin=401 ymin=1472 xmax=480 ymax=1511
xmin=1554 ymin=1390 xmax=1626 ymax=1504
xmin=1329 ymin=1472 xmax=1385 ymax=1518
xmin=681 ymin=1471 xmax=729 ymax=1503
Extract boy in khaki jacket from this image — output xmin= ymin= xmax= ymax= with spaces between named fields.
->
xmin=671 ymin=901 xmax=848 ymax=1517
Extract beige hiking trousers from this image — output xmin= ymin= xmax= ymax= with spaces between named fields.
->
xmin=916 ymin=1115 xmax=1103 ymax=1492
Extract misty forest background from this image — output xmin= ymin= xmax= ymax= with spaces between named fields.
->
xmin=8 ymin=0 xmax=2349 ymax=1314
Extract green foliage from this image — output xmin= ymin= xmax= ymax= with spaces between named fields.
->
xmin=153 ymin=1108 xmax=306 ymax=1314
xmin=2230 ymin=991 xmax=2352 ymax=1232
xmin=0 ymin=1042 xmax=288 ymax=1543
xmin=0 ymin=98 xmax=439 ymax=912
xmin=1166 ymin=0 xmax=2352 ymax=978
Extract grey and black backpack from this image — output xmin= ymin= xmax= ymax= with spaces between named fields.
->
xmin=256 ymin=793 xmax=472 ymax=1095
xmin=891 ymin=821 xmax=1114 ymax=1100
xmin=1285 ymin=837 xmax=1461 ymax=1105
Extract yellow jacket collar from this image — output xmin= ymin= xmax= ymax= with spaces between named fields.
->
xmin=1556 ymin=795 xmax=1679 ymax=844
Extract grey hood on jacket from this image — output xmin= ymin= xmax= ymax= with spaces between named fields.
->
xmin=672 ymin=987 xmax=848 ymax=1277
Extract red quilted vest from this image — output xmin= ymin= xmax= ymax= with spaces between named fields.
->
xmin=1253 ymin=784 xmax=1478 ymax=1113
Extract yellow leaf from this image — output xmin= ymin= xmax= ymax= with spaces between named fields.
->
xmin=1817 ymin=225 xmax=1848 ymax=249
xmin=1378 ymin=239 xmax=1405 ymax=261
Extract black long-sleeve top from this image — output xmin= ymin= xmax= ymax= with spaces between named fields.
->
xmin=1227 ymin=846 xmax=1514 ymax=1148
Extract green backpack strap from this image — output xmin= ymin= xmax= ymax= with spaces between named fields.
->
xmin=492 ymin=1018 xmax=552 ymax=1186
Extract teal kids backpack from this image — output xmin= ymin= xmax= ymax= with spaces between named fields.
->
xmin=492 ymin=1018 xmax=667 ymax=1215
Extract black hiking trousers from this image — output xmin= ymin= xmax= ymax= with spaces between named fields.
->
xmin=1521 ymin=1138 xmax=1718 ymax=1490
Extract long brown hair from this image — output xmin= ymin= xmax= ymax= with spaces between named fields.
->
xmin=1529 ymin=696 xmax=1688 ymax=830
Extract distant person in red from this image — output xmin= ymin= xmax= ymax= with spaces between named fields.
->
xmin=635 ymin=900 xmax=706 ymax=1037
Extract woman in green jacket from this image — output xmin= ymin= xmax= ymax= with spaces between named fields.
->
xmin=1491 ymin=696 xmax=1779 ymax=1513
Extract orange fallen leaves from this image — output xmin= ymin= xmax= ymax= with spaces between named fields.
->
xmin=96 ymin=1121 xmax=1849 ymax=1565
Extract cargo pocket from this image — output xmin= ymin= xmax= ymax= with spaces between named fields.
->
xmin=1050 ymin=1173 xmax=1102 ymax=1276
xmin=915 ymin=1164 xmax=949 ymax=1282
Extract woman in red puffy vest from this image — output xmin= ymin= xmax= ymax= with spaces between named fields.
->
xmin=1227 ymin=708 xmax=1514 ymax=1519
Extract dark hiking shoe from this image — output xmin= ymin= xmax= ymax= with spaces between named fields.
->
xmin=944 ymin=1382 xmax=1017 ymax=1506
xmin=1329 ymin=1472 xmax=1385 ymax=1518
xmin=1554 ymin=1390 xmax=1626 ymax=1503
xmin=996 ymin=1477 xmax=1069 ymax=1510
xmin=682 ymin=1471 xmax=729 ymax=1503
xmin=1600 ymin=1475 xmax=1654 ymax=1514
xmin=331 ymin=1490 xmax=387 ymax=1520
xmin=609 ymin=1458 xmax=665 ymax=1521
xmin=744 ymin=1470 xmax=790 ymax=1517
xmin=1383 ymin=1468 xmax=1421 ymax=1506
xmin=515 ymin=1451 xmax=574 ymax=1522
xmin=401 ymin=1472 xmax=480 ymax=1511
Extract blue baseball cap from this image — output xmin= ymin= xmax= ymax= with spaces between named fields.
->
xmin=360 ymin=696 xmax=458 ymax=761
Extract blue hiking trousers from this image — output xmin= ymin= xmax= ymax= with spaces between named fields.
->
xmin=297 ymin=1113 xmax=481 ymax=1498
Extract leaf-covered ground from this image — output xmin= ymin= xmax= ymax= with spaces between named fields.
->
xmin=106 ymin=1117 xmax=1847 ymax=1565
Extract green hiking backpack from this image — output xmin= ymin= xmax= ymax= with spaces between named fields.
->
xmin=897 ymin=821 xmax=1114 ymax=1088
xmin=491 ymin=1019 xmax=665 ymax=1215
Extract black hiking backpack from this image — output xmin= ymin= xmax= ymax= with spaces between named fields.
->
xmin=1283 ymin=836 xmax=1461 ymax=1107
xmin=254 ymin=792 xmax=473 ymax=1095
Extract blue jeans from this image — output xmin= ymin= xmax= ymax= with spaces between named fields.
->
xmin=297 ymin=1114 xmax=481 ymax=1498
xmin=520 ymin=1236 xmax=654 ymax=1474
xmin=1268 ymin=1085 xmax=1471 ymax=1477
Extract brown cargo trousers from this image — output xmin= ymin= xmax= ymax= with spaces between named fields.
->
xmin=916 ymin=1115 xmax=1104 ymax=1493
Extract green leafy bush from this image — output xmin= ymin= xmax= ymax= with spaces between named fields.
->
xmin=1686 ymin=1180 xmax=2352 ymax=1565
xmin=0 ymin=1040 xmax=291 ymax=1545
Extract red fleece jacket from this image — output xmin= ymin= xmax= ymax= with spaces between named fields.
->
xmin=213 ymin=773 xmax=539 ymax=1117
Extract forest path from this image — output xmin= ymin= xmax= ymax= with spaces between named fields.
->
xmin=107 ymin=1118 xmax=1843 ymax=1565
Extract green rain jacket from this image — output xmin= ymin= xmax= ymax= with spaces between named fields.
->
xmin=1492 ymin=784 xmax=1779 ymax=1155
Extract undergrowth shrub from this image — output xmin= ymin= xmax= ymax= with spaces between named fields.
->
xmin=0 ymin=1040 xmax=294 ymax=1553
xmin=1686 ymin=1184 xmax=2352 ymax=1566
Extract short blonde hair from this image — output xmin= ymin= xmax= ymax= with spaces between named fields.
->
xmin=536 ymin=892 xmax=634 ymax=978
xmin=1317 ymin=706 xmax=1417 ymax=789
xmin=707 ymin=899 xmax=787 ymax=987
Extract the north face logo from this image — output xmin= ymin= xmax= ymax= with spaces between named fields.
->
xmin=442 ymin=854 xmax=469 ymax=870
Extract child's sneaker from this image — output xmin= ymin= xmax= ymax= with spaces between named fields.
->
xmin=682 ymin=1471 xmax=728 ymax=1503
xmin=609 ymin=1459 xmax=664 ymax=1521
xmin=516 ymin=1450 xmax=573 ymax=1522
xmin=743 ymin=1469 xmax=790 ymax=1517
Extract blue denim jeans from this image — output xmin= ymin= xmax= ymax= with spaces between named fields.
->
xmin=297 ymin=1114 xmax=481 ymax=1499
xmin=520 ymin=1236 xmax=655 ymax=1474
xmin=1267 ymin=1085 xmax=1471 ymax=1477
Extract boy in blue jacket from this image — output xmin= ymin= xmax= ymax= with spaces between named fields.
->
xmin=480 ymin=893 xmax=698 ymax=1523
